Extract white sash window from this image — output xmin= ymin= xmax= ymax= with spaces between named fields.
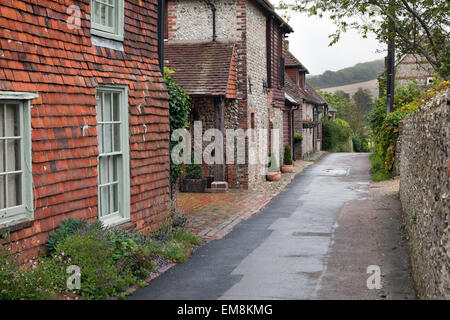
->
xmin=0 ymin=92 xmax=35 ymax=225
xmin=96 ymin=87 xmax=130 ymax=226
xmin=91 ymin=0 xmax=124 ymax=41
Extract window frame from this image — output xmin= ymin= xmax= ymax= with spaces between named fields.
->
xmin=96 ymin=85 xmax=130 ymax=227
xmin=90 ymin=0 xmax=125 ymax=42
xmin=0 ymin=92 xmax=35 ymax=226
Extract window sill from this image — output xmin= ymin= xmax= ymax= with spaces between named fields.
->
xmin=0 ymin=216 xmax=33 ymax=237
xmin=100 ymin=214 xmax=129 ymax=228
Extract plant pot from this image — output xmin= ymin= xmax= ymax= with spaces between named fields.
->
xmin=281 ymin=165 xmax=294 ymax=173
xmin=182 ymin=178 xmax=207 ymax=193
xmin=266 ymin=171 xmax=281 ymax=181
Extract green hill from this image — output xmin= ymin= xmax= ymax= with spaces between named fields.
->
xmin=307 ymin=59 xmax=384 ymax=89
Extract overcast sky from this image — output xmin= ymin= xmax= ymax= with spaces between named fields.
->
xmin=281 ymin=10 xmax=387 ymax=76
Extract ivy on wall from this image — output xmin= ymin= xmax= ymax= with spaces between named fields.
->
xmin=164 ymin=67 xmax=192 ymax=188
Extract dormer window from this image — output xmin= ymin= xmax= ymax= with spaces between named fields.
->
xmin=91 ymin=0 xmax=125 ymax=41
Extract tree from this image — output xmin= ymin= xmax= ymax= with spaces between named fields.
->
xmin=278 ymin=0 xmax=450 ymax=78
xmin=353 ymin=88 xmax=373 ymax=116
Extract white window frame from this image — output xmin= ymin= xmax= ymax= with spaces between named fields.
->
xmin=90 ymin=0 xmax=125 ymax=42
xmin=0 ymin=91 xmax=36 ymax=226
xmin=96 ymin=86 xmax=130 ymax=227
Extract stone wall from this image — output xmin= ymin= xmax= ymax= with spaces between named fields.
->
xmin=302 ymin=103 xmax=314 ymax=156
xmin=246 ymin=0 xmax=270 ymax=188
xmin=399 ymin=89 xmax=449 ymax=299
xmin=168 ymin=0 xmax=238 ymax=42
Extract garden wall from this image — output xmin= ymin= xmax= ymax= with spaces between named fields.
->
xmin=399 ymin=89 xmax=449 ymax=299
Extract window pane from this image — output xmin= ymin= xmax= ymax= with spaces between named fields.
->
xmin=94 ymin=1 xmax=100 ymax=24
xmin=103 ymin=124 xmax=112 ymax=153
xmin=6 ymin=139 xmax=20 ymax=172
xmin=99 ymin=185 xmax=110 ymax=217
xmin=103 ymin=92 xmax=112 ymax=122
xmin=111 ymin=183 xmax=118 ymax=213
xmin=5 ymin=104 xmax=20 ymax=137
xmin=96 ymin=93 xmax=103 ymax=122
xmin=113 ymin=124 xmax=120 ymax=152
xmin=99 ymin=156 xmax=110 ymax=184
xmin=101 ymin=4 xmax=106 ymax=25
xmin=7 ymin=173 xmax=21 ymax=207
xmin=113 ymin=93 xmax=120 ymax=121
xmin=0 ymin=140 xmax=4 ymax=173
xmin=97 ymin=124 xmax=103 ymax=154
xmin=0 ymin=104 xmax=4 ymax=137
xmin=0 ymin=175 xmax=4 ymax=209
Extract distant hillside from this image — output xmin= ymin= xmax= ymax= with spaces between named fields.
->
xmin=321 ymin=79 xmax=379 ymax=99
xmin=307 ymin=59 xmax=384 ymax=89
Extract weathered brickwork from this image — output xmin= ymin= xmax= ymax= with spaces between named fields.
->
xmin=399 ymin=89 xmax=449 ymax=299
xmin=0 ymin=0 xmax=170 ymax=260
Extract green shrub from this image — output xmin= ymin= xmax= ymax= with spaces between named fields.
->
xmin=111 ymin=238 xmax=157 ymax=279
xmin=0 ymin=244 xmax=67 ymax=300
xmin=55 ymin=233 xmax=136 ymax=300
xmin=369 ymin=153 xmax=392 ymax=181
xmin=1 ymin=217 xmax=202 ymax=300
xmin=293 ymin=132 xmax=303 ymax=142
xmin=185 ymin=153 xmax=203 ymax=179
xmin=352 ymin=133 xmax=362 ymax=152
xmin=45 ymin=218 xmax=104 ymax=253
xmin=323 ymin=119 xmax=352 ymax=152
xmin=283 ymin=145 xmax=293 ymax=165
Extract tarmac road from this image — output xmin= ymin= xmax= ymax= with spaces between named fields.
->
xmin=131 ymin=153 xmax=415 ymax=300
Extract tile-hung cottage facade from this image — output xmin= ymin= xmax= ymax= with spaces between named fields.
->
xmin=284 ymin=47 xmax=326 ymax=159
xmin=0 ymin=0 xmax=170 ymax=260
xmin=165 ymin=0 xmax=292 ymax=189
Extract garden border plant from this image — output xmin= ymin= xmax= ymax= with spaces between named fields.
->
xmin=0 ymin=218 xmax=202 ymax=300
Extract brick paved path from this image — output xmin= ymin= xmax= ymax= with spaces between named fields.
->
xmin=179 ymin=160 xmax=315 ymax=241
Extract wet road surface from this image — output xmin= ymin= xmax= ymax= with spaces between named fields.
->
xmin=131 ymin=153 xmax=415 ymax=300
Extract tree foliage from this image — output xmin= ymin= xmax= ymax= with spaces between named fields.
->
xmin=323 ymin=118 xmax=353 ymax=152
xmin=278 ymin=0 xmax=450 ymax=78
xmin=369 ymin=79 xmax=449 ymax=173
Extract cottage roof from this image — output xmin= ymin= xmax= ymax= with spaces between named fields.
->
xmin=255 ymin=0 xmax=293 ymax=33
xmin=304 ymin=82 xmax=326 ymax=105
xmin=164 ymin=42 xmax=236 ymax=98
xmin=284 ymin=74 xmax=302 ymax=105
xmin=284 ymin=50 xmax=309 ymax=73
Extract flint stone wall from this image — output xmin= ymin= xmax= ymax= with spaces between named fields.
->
xmin=399 ymin=89 xmax=449 ymax=299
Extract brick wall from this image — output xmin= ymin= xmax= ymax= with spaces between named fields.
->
xmin=0 ymin=0 xmax=170 ymax=260
xmin=399 ymin=89 xmax=449 ymax=299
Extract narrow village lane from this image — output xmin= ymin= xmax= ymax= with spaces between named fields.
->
xmin=131 ymin=153 xmax=415 ymax=300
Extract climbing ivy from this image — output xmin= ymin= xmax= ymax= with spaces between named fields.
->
xmin=164 ymin=67 xmax=191 ymax=187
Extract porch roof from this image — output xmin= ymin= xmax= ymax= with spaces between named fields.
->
xmin=164 ymin=42 xmax=236 ymax=98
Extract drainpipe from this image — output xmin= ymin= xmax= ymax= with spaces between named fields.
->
xmin=157 ymin=0 xmax=165 ymax=71
xmin=202 ymin=0 xmax=216 ymax=41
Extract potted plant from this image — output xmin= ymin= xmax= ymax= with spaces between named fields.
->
xmin=281 ymin=144 xmax=294 ymax=173
xmin=182 ymin=153 xmax=206 ymax=193
xmin=266 ymin=152 xmax=281 ymax=181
